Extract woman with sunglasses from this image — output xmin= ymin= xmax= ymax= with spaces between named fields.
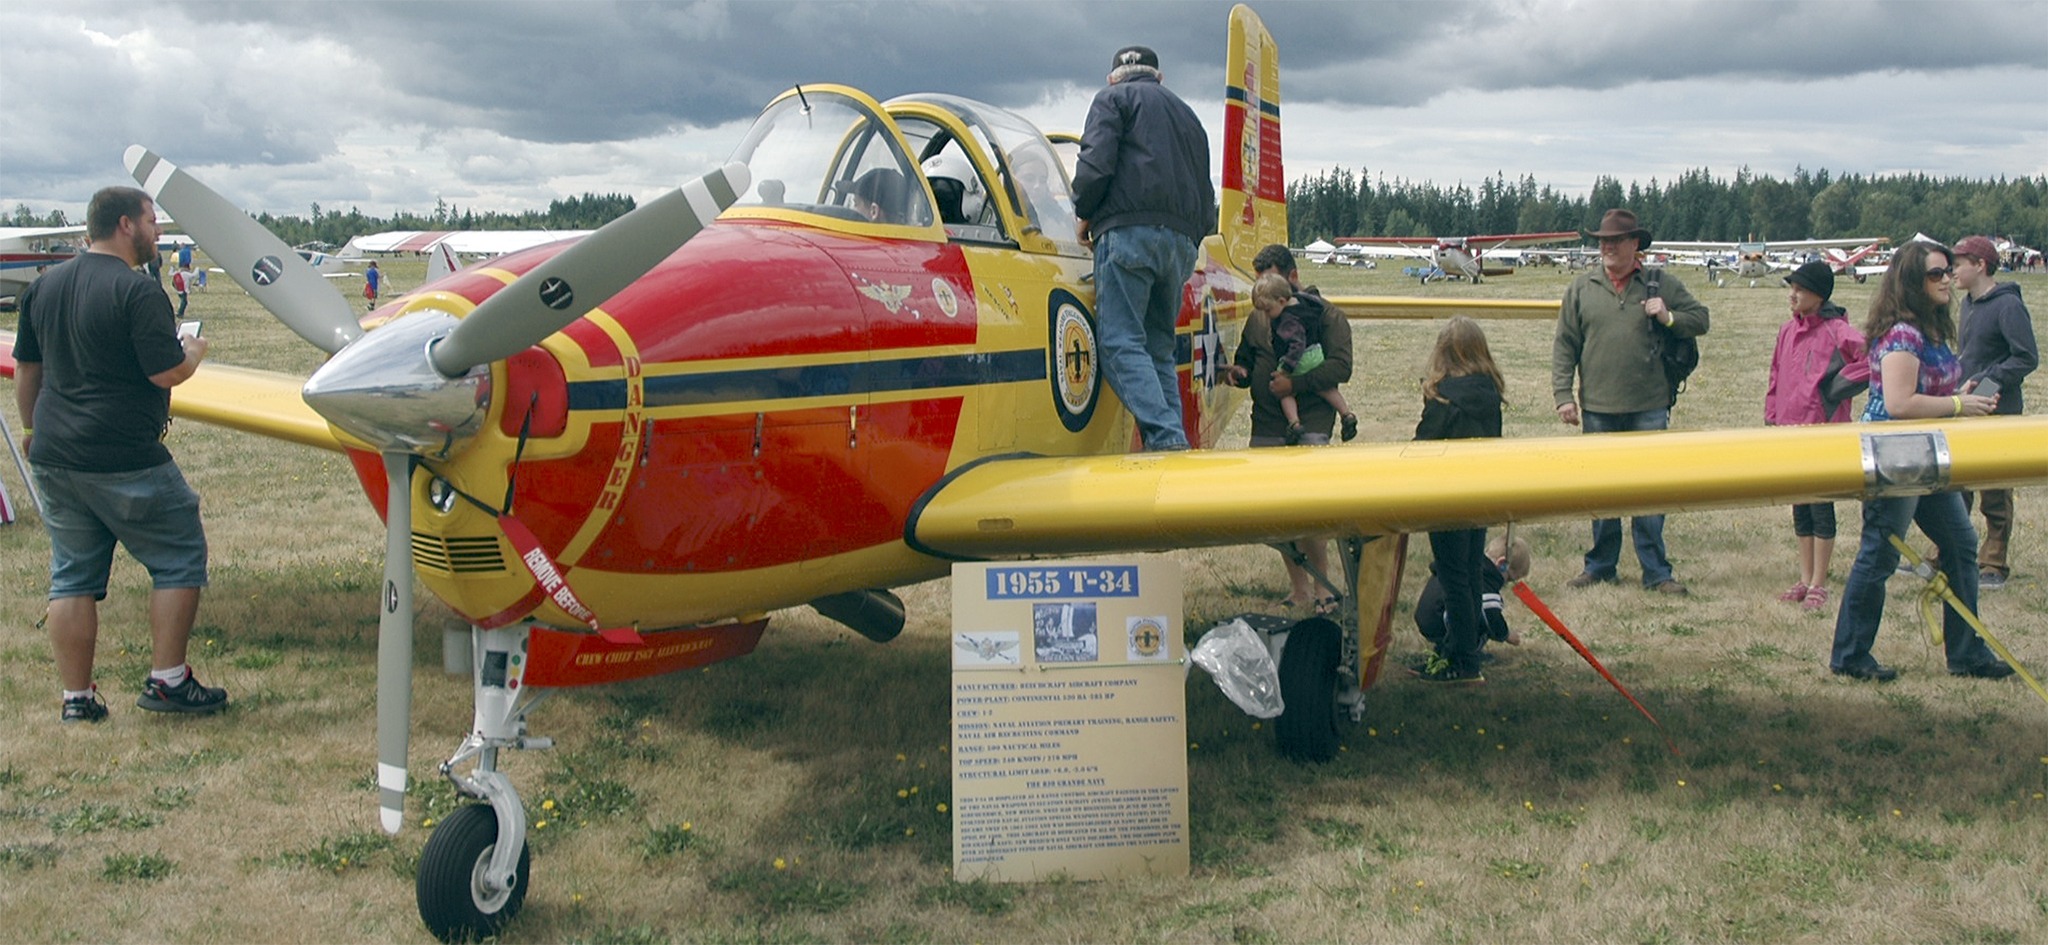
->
xmin=1828 ymin=241 xmax=2008 ymax=682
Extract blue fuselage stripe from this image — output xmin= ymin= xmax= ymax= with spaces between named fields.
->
xmin=566 ymin=348 xmax=1055 ymax=410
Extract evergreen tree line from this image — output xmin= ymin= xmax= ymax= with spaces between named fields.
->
xmin=1287 ymin=167 xmax=2048 ymax=250
xmin=8 ymin=192 xmax=638 ymax=248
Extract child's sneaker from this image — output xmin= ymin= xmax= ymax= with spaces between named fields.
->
xmin=136 ymin=671 xmax=229 ymax=715
xmin=1284 ymin=422 xmax=1306 ymax=445
xmin=61 ymin=689 xmax=108 ymax=724
xmin=1340 ymin=413 xmax=1359 ymax=442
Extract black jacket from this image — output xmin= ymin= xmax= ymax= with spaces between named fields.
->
xmin=1958 ymin=281 xmax=2037 ymax=415
xmin=1071 ymin=74 xmax=1214 ymax=243
xmin=1415 ymin=373 xmax=1504 ymax=442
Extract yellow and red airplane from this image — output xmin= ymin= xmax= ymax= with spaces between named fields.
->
xmin=5 ymin=6 xmax=2045 ymax=941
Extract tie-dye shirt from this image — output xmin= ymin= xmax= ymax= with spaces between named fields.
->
xmin=1862 ymin=321 xmax=1961 ymax=422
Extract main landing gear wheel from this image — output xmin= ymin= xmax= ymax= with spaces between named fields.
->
xmin=1273 ymin=617 xmax=1343 ymax=763
xmin=417 ymin=805 xmax=530 ymax=942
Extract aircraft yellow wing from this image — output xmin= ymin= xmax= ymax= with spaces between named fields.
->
xmin=1325 ymin=296 xmax=1558 ymax=320
xmin=1 ymin=331 xmax=342 ymax=452
xmin=907 ymin=418 xmax=2048 ymax=558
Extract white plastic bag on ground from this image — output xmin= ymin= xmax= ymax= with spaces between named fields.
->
xmin=1192 ymin=618 xmax=1283 ymax=718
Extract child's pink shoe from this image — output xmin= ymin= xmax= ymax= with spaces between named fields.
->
xmin=1777 ymin=583 xmax=1808 ymax=603
xmin=1802 ymin=586 xmax=1830 ymax=612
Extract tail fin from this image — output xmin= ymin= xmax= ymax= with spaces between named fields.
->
xmin=424 ymin=238 xmax=461 ymax=283
xmin=1219 ymin=4 xmax=1286 ymax=268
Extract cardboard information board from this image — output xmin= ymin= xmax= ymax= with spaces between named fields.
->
xmin=950 ymin=558 xmax=1189 ymax=881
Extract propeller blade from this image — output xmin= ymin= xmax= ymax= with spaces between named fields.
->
xmin=375 ymin=451 xmax=416 ymax=835
xmin=428 ymin=162 xmax=749 ymax=376
xmin=125 ymin=146 xmax=363 ymax=354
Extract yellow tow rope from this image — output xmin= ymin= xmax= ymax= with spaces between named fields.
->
xmin=1888 ymin=535 xmax=2048 ymax=709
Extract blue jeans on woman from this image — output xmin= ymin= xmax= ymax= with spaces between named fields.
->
xmin=1092 ymin=224 xmax=1196 ymax=451
xmin=1829 ymin=491 xmax=1998 ymax=674
xmin=1581 ymin=408 xmax=1674 ymax=586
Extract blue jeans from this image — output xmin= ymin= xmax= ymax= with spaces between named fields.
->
xmin=1581 ymin=409 xmax=1674 ymax=586
xmin=1830 ymin=491 xmax=1995 ymax=673
xmin=1093 ymin=225 xmax=1196 ymax=451
xmin=33 ymin=461 xmax=208 ymax=600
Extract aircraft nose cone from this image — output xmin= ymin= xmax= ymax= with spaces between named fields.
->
xmin=303 ymin=308 xmax=492 ymax=456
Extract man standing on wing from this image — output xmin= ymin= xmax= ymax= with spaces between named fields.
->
xmin=1072 ymin=44 xmax=1214 ymax=451
xmin=1952 ymin=234 xmax=2038 ymax=590
xmin=15 ymin=185 xmax=226 ymax=723
xmin=1552 ymin=209 xmax=1710 ymax=595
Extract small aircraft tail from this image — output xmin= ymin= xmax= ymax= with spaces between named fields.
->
xmin=1217 ymin=4 xmax=1286 ymax=269
xmin=424 ymin=239 xmax=461 ymax=283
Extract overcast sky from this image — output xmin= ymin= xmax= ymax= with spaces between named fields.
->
xmin=6 ymin=1 xmax=2045 ymax=224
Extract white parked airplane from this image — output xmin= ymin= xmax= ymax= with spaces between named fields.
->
xmin=1658 ymin=236 xmax=1888 ymax=287
xmin=0 ymin=225 xmax=86 ymax=304
xmin=1333 ymin=231 xmax=1578 ymax=284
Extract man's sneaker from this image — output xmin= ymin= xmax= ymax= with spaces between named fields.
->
xmin=1566 ymin=571 xmax=1616 ymax=589
xmin=136 ymin=672 xmax=228 ymax=715
xmin=1412 ymin=654 xmax=1484 ymax=685
xmin=61 ymin=690 xmax=108 ymax=724
xmin=1979 ymin=571 xmax=2007 ymax=591
xmin=1650 ymin=579 xmax=1689 ymax=596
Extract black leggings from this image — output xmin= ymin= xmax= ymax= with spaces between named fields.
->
xmin=1792 ymin=502 xmax=1837 ymax=540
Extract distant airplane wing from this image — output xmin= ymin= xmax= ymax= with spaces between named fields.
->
xmin=0 ymin=225 xmax=88 ymax=242
xmin=1330 ymin=237 xmax=1432 ymax=259
xmin=0 ymin=333 xmax=343 ymax=452
xmin=1466 ymin=231 xmax=1579 ymax=251
xmin=906 ymin=420 xmax=2048 ymax=559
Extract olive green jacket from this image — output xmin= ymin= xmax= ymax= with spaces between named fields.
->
xmin=1551 ymin=266 xmax=1709 ymax=414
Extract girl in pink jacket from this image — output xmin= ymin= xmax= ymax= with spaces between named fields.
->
xmin=1765 ymin=261 xmax=1866 ymax=611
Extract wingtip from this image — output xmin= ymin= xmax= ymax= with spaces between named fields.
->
xmin=123 ymin=145 xmax=150 ymax=173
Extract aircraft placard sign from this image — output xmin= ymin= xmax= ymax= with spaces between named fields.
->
xmin=950 ymin=557 xmax=1189 ymax=882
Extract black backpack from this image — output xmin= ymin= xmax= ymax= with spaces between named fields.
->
xmin=1645 ymin=267 xmax=1698 ymax=407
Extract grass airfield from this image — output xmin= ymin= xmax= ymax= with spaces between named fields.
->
xmin=0 ymin=256 xmax=2044 ymax=943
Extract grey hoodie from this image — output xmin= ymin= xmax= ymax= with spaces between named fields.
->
xmin=1958 ymin=281 xmax=2037 ymax=415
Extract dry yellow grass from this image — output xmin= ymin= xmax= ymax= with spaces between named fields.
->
xmin=0 ymin=256 xmax=2042 ymax=943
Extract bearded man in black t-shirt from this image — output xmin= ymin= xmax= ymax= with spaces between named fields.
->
xmin=15 ymin=185 xmax=228 ymax=723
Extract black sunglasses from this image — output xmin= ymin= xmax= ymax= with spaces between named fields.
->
xmin=1924 ymin=267 xmax=1954 ymax=280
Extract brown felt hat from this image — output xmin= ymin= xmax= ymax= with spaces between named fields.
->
xmin=1583 ymin=209 xmax=1652 ymax=250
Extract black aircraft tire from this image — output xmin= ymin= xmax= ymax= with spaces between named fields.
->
xmin=417 ymin=804 xmax=531 ymax=943
xmin=1274 ymin=617 xmax=1342 ymax=763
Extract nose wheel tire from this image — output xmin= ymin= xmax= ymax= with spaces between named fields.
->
xmin=417 ymin=804 xmax=530 ymax=942
xmin=1273 ymin=617 xmax=1343 ymax=763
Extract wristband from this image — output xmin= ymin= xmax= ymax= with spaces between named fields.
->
xmin=1952 ymin=395 xmax=1963 ymax=417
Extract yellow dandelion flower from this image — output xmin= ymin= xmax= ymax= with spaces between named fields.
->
xmin=422 ymin=818 xmax=435 ymax=828
xmin=572 ymin=893 xmax=584 ymax=903
xmin=910 ymin=786 xmax=919 ymax=795
xmin=340 ymin=857 xmax=349 ymax=866
xmin=1415 ymin=880 xmax=1425 ymax=887
xmin=1496 ymin=744 xmax=1505 ymax=751
xmin=1676 ymin=780 xmax=1686 ymax=787
xmin=1892 ymin=809 xmax=1902 ymax=817
xmin=897 ymin=789 xmax=909 ymax=798
xmin=1251 ymin=722 xmax=1261 ymax=731
xmin=1339 ymin=745 xmax=1348 ymax=752
xmin=905 ymin=827 xmax=916 ymax=836
xmin=682 ymin=821 xmax=692 ymax=831
xmin=774 ymin=858 xmax=787 ymax=870
xmin=895 ymin=753 xmax=907 ymax=762
xmin=1477 ymin=728 xmax=1485 ymax=735
xmin=937 ymin=803 xmax=948 ymax=813
xmin=1773 ymin=784 xmax=1783 ymax=792
xmin=536 ymin=820 xmax=549 ymax=829
xmin=1368 ymin=728 xmax=1378 ymax=737
xmin=1190 ymin=742 xmax=1199 ymax=750
xmin=1523 ymin=800 xmax=1534 ymax=810
xmin=542 ymin=799 xmax=556 ymax=811
xmin=1622 ymin=736 xmax=1633 ymax=744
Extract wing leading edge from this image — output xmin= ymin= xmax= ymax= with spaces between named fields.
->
xmin=1 ymin=332 xmax=341 ymax=452
xmin=907 ymin=418 xmax=2048 ymax=559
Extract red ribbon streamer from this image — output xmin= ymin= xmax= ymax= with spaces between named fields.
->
xmin=1511 ymin=581 xmax=1678 ymax=757
xmin=498 ymin=514 xmax=644 ymax=646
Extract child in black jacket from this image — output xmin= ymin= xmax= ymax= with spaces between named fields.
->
xmin=1410 ymin=316 xmax=1506 ymax=684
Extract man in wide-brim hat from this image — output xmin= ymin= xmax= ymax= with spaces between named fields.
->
xmin=1551 ymin=208 xmax=1710 ymax=595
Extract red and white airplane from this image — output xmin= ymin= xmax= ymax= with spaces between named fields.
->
xmin=1658 ymin=236 xmax=1889 ymax=287
xmin=1332 ymin=231 xmax=1580 ymax=284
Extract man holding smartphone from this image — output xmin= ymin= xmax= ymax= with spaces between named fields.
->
xmin=14 ymin=186 xmax=225 ymax=723
xmin=1953 ymin=235 xmax=2038 ymax=590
